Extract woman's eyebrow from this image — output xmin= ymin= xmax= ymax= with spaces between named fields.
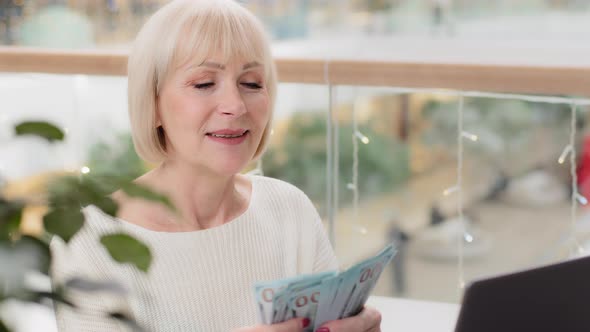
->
xmin=242 ymin=62 xmax=261 ymax=70
xmin=196 ymin=61 xmax=261 ymax=70
xmin=199 ymin=61 xmax=225 ymax=70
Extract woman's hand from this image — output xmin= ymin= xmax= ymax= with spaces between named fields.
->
xmin=233 ymin=317 xmax=310 ymax=332
xmin=315 ymin=306 xmax=382 ymax=332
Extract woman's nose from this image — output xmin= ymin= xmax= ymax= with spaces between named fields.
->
xmin=218 ymin=86 xmax=247 ymax=117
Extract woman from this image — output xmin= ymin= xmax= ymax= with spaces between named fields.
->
xmin=50 ymin=0 xmax=382 ymax=331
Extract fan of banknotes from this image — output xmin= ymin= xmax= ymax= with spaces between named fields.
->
xmin=253 ymin=244 xmax=397 ymax=331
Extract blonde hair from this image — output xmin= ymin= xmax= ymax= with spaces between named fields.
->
xmin=128 ymin=0 xmax=277 ymax=164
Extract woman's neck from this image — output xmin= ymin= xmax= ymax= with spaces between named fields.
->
xmin=132 ymin=161 xmax=250 ymax=230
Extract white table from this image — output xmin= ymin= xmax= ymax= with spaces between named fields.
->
xmin=1 ymin=296 xmax=459 ymax=332
xmin=367 ymin=296 xmax=460 ymax=332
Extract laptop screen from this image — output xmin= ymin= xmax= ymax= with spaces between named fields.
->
xmin=455 ymin=255 xmax=590 ymax=332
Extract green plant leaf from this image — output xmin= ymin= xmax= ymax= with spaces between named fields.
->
xmin=89 ymin=196 xmax=118 ymax=217
xmin=46 ymin=176 xmax=82 ymax=209
xmin=50 ymin=174 xmax=176 ymax=218
xmin=43 ymin=208 xmax=84 ymax=243
xmin=118 ymin=181 xmax=175 ymax=213
xmin=0 ymin=199 xmax=23 ymax=242
xmin=14 ymin=121 xmax=65 ymax=142
xmin=79 ymin=176 xmax=118 ymax=216
xmin=0 ymin=319 xmax=11 ymax=332
xmin=86 ymin=133 xmax=147 ymax=180
xmin=100 ymin=233 xmax=151 ymax=272
xmin=47 ymin=175 xmax=119 ymax=217
xmin=50 ymin=174 xmax=173 ymax=216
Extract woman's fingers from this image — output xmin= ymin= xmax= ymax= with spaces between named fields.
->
xmin=270 ymin=317 xmax=308 ymax=332
xmin=317 ymin=306 xmax=382 ymax=332
xmin=234 ymin=306 xmax=381 ymax=332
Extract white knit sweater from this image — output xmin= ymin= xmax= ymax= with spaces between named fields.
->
xmin=50 ymin=176 xmax=338 ymax=331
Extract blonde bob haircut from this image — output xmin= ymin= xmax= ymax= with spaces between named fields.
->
xmin=128 ymin=0 xmax=277 ymax=164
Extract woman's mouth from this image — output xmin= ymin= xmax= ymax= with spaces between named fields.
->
xmin=205 ymin=130 xmax=249 ymax=145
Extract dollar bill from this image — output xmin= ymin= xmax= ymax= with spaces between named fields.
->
xmin=254 ymin=271 xmax=336 ymax=324
xmin=314 ymin=244 xmax=396 ymax=330
xmin=339 ymin=245 xmax=396 ymax=318
xmin=286 ymin=278 xmax=329 ymax=331
xmin=313 ymin=273 xmax=346 ymax=328
xmin=271 ymin=271 xmax=336 ymax=324
xmin=254 ymin=274 xmax=310 ymax=324
xmin=253 ymin=243 xmax=396 ymax=329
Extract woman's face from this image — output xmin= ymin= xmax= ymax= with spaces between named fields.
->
xmin=157 ymin=55 xmax=270 ymax=175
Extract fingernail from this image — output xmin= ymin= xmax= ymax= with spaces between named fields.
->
xmin=316 ymin=328 xmax=330 ymax=332
xmin=302 ymin=318 xmax=310 ymax=328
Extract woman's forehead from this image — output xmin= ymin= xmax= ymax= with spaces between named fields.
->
xmin=176 ymin=53 xmax=265 ymax=72
xmin=173 ymin=30 xmax=265 ymax=67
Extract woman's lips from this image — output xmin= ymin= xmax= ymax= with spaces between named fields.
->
xmin=207 ymin=128 xmax=248 ymax=136
xmin=205 ymin=130 xmax=249 ymax=145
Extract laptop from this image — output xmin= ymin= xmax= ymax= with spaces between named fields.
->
xmin=454 ymin=255 xmax=590 ymax=332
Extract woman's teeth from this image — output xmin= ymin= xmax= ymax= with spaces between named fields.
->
xmin=209 ymin=131 xmax=246 ymax=138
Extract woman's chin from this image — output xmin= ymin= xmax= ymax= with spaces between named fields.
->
xmin=208 ymin=159 xmax=251 ymax=177
xmin=217 ymin=167 xmax=247 ymax=177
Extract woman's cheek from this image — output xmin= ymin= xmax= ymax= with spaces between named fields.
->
xmin=247 ymin=93 xmax=270 ymax=115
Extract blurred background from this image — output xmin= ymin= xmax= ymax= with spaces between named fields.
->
xmin=1 ymin=0 xmax=590 ymax=46
xmin=2 ymin=0 xmax=590 ymax=311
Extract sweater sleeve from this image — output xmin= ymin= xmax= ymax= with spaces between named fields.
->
xmin=50 ymin=234 xmax=130 ymax=331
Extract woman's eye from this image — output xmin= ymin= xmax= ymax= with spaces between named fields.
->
xmin=241 ymin=82 xmax=263 ymax=90
xmin=194 ymin=82 xmax=215 ymax=89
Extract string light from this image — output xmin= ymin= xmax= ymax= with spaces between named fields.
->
xmin=575 ymin=193 xmax=588 ymax=205
xmin=80 ymin=166 xmax=90 ymax=174
xmin=350 ymin=98 xmax=367 ymax=235
xmin=461 ymin=131 xmax=478 ymax=142
xmin=354 ymin=131 xmax=370 ymax=144
xmin=456 ymin=94 xmax=466 ymax=290
xmin=536 ymin=102 xmax=590 ymax=264
xmin=558 ymin=145 xmax=572 ymax=164
xmin=440 ymin=94 xmax=476 ymax=290
xmin=565 ymin=103 xmax=585 ymax=256
xmin=443 ymin=185 xmax=459 ymax=196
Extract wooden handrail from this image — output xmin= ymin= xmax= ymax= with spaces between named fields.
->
xmin=1 ymin=47 xmax=589 ymax=96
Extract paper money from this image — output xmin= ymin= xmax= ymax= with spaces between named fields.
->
xmin=314 ymin=244 xmax=396 ymax=329
xmin=286 ymin=278 xmax=328 ymax=331
xmin=271 ymin=271 xmax=336 ymax=324
xmin=253 ymin=243 xmax=396 ymax=329
xmin=254 ymin=271 xmax=336 ymax=324
xmin=313 ymin=274 xmax=346 ymax=327
xmin=339 ymin=245 xmax=396 ymax=318
xmin=254 ymin=274 xmax=310 ymax=324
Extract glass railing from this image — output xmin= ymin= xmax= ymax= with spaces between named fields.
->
xmin=1 ymin=48 xmax=590 ymax=307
